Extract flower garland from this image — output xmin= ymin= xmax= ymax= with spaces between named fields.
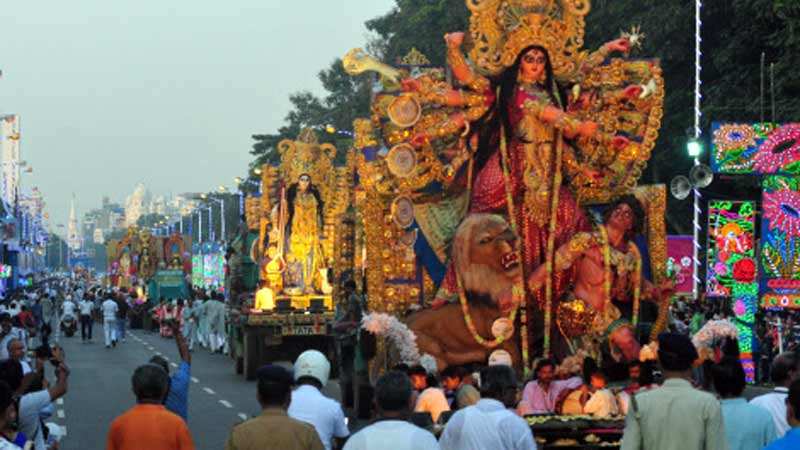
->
xmin=598 ymin=225 xmax=613 ymax=315
xmin=497 ymin=121 xmax=529 ymax=368
xmin=456 ymin=275 xmax=522 ymax=348
xmin=598 ymin=225 xmax=642 ymax=326
xmin=630 ymin=243 xmax=642 ymax=328
xmin=542 ymin=133 xmax=566 ymax=357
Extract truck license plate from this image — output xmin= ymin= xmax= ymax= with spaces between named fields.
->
xmin=283 ymin=325 xmax=318 ymax=336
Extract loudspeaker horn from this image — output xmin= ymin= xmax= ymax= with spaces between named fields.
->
xmin=670 ymin=175 xmax=692 ymax=200
xmin=690 ymin=163 xmax=714 ymax=188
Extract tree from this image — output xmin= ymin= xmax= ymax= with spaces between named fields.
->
xmin=249 ymin=0 xmax=800 ymax=233
xmin=365 ymin=0 xmax=469 ymax=65
xmin=250 ymin=60 xmax=371 ymax=167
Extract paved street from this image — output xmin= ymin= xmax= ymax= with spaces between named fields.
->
xmin=56 ymin=324 xmax=259 ymax=450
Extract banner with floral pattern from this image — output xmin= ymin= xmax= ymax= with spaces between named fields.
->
xmin=706 ymin=201 xmax=757 ymax=296
xmin=761 ymin=175 xmax=800 ymax=307
xmin=711 ymin=122 xmax=800 ymax=174
xmin=706 ymin=200 xmax=758 ymax=381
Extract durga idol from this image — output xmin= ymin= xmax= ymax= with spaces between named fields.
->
xmin=282 ymin=173 xmax=325 ymax=294
xmin=427 ymin=32 xmax=639 ymax=310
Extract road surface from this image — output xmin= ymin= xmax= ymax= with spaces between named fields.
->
xmin=56 ymin=324 xmax=259 ymax=450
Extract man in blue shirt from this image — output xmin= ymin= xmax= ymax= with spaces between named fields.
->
xmin=150 ymin=319 xmax=191 ymax=421
xmin=766 ymin=378 xmax=800 ymax=450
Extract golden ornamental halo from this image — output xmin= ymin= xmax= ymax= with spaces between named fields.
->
xmin=467 ymin=0 xmax=590 ymax=78
xmin=277 ymin=128 xmax=338 ymax=209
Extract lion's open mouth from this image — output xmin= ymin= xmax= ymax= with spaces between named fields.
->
xmin=501 ymin=252 xmax=520 ymax=271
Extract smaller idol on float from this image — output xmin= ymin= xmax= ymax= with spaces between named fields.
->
xmin=260 ymin=128 xmax=344 ymax=299
xmin=281 ymin=173 xmax=325 ymax=294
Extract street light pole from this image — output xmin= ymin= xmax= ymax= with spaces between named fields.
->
xmin=220 ymin=198 xmax=225 ymax=243
xmin=208 ymin=206 xmax=214 ymax=242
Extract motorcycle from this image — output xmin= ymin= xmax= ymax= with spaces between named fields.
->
xmin=60 ymin=314 xmax=77 ymax=338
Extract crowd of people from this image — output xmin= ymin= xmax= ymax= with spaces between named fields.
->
xmin=3 ymin=276 xmax=800 ymax=450
xmin=0 ymin=279 xmax=72 ymax=450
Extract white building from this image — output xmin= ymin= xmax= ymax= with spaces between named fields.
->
xmin=124 ymin=183 xmax=151 ymax=226
xmin=0 ymin=115 xmax=21 ymax=207
xmin=67 ymin=196 xmax=82 ymax=251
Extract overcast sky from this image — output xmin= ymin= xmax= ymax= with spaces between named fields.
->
xmin=0 ymin=0 xmax=394 ymax=231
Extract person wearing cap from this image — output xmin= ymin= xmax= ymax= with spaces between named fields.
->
xmin=488 ymin=349 xmax=513 ymax=367
xmin=225 ymin=365 xmax=323 ymax=450
xmin=288 ymin=350 xmax=349 ymax=450
xmin=620 ymin=333 xmax=726 ymax=450
xmin=343 ymin=371 xmax=439 ymax=450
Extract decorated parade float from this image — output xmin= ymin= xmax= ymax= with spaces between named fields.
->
xmin=340 ymin=0 xmax=672 ymax=446
xmin=106 ymin=226 xmax=192 ymax=304
xmin=228 ymin=129 xmax=355 ymax=379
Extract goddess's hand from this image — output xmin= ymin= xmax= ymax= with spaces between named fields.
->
xmin=611 ymin=135 xmax=630 ymax=150
xmin=606 ymin=38 xmax=630 ymax=54
xmin=623 ymin=85 xmax=643 ymax=99
xmin=401 ymin=78 xmax=421 ymax=93
xmin=445 ymin=32 xmax=465 ymax=49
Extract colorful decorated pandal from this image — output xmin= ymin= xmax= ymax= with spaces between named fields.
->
xmin=342 ymin=0 xmax=666 ymax=373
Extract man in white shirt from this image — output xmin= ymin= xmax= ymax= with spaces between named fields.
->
xmin=60 ymin=296 xmax=77 ymax=321
xmin=583 ymin=369 xmax=619 ymax=418
xmin=344 ymin=371 xmax=439 ymax=450
xmin=440 ymin=365 xmax=535 ymax=450
xmin=101 ymin=295 xmax=119 ymax=349
xmin=7 ymin=339 xmax=31 ymax=374
xmin=751 ymin=352 xmax=800 ymax=437
xmin=0 ymin=314 xmax=24 ymax=361
xmin=0 ymin=347 xmax=69 ymax=450
xmin=78 ymin=295 xmax=95 ymax=343
xmin=288 ymin=350 xmax=349 ymax=450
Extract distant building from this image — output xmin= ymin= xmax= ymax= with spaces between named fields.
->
xmin=0 ymin=115 xmax=20 ymax=207
xmin=125 ymin=183 xmax=151 ymax=226
xmin=67 ymin=196 xmax=82 ymax=251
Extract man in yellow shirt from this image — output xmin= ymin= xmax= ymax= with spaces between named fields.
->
xmin=254 ymin=282 xmax=275 ymax=311
xmin=226 ymin=365 xmax=323 ymax=450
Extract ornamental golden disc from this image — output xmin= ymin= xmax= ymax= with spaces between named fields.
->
xmin=387 ymin=94 xmax=422 ymax=128
xmin=491 ymin=318 xmax=515 ymax=340
xmin=391 ymin=196 xmax=415 ymax=229
xmin=386 ymin=143 xmax=417 ymax=178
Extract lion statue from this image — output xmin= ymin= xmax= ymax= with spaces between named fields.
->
xmin=407 ymin=214 xmax=522 ymax=371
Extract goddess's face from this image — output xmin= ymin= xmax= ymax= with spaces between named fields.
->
xmin=298 ymin=175 xmax=311 ymax=192
xmin=608 ymin=203 xmax=635 ymax=233
xmin=518 ymin=48 xmax=546 ymax=83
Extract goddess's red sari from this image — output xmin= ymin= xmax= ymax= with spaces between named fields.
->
xmin=436 ymin=85 xmax=589 ymax=353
